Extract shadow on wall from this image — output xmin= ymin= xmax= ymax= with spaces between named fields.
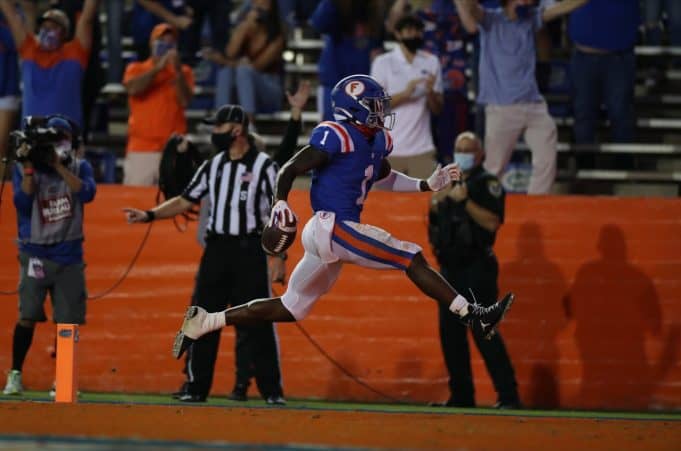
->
xmin=564 ymin=224 xmax=679 ymax=410
xmin=501 ymin=222 xmax=568 ymax=408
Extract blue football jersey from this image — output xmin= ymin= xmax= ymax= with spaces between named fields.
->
xmin=309 ymin=120 xmax=393 ymax=222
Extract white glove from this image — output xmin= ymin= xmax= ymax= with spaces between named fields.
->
xmin=16 ymin=143 xmax=31 ymax=160
xmin=426 ymin=163 xmax=462 ymax=192
xmin=269 ymin=200 xmax=297 ymax=228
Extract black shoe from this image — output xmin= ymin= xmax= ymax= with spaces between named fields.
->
xmin=464 ymin=292 xmax=514 ymax=340
xmin=171 ymin=382 xmax=189 ymax=400
xmin=226 ymin=390 xmax=247 ymax=402
xmin=176 ymin=393 xmax=206 ymax=403
xmin=493 ymin=399 xmax=522 ymax=410
xmin=265 ymin=395 xmax=286 ymax=405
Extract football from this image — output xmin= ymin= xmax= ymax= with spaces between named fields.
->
xmin=261 ymin=214 xmax=297 ymax=255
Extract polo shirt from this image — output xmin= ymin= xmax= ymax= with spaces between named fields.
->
xmin=371 ymin=47 xmax=443 ymax=157
xmin=124 ymin=59 xmax=194 ymax=152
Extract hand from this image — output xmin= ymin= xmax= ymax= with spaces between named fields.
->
xmin=201 ymin=47 xmax=224 ymax=64
xmin=245 ymin=7 xmax=260 ymax=24
xmin=154 ymin=51 xmax=172 ymax=70
xmin=166 ymin=48 xmax=181 ymax=70
xmin=268 ymin=200 xmax=296 ymax=227
xmin=171 ymin=15 xmax=193 ymax=30
xmin=16 ymin=143 xmax=31 ymax=161
xmin=425 ymin=74 xmax=436 ymax=93
xmin=175 ymin=134 xmax=189 ymax=153
xmin=268 ymin=255 xmax=287 ymax=284
xmin=286 ymin=81 xmax=311 ymax=111
xmin=123 ymin=208 xmax=152 ymax=224
xmin=238 ymin=56 xmax=252 ymax=67
xmin=448 ymin=182 xmax=468 ymax=203
xmin=406 ymin=77 xmax=424 ymax=97
xmin=426 ymin=163 xmax=461 ymax=191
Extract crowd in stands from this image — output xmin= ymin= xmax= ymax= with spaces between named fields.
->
xmin=0 ymin=0 xmax=680 ymax=192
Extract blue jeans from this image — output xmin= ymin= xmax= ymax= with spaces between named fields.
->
xmin=571 ymin=49 xmax=636 ymax=144
xmin=644 ymin=0 xmax=681 ymax=46
xmin=215 ymin=64 xmax=283 ymax=114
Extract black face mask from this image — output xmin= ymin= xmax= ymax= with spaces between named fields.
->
xmin=211 ymin=131 xmax=235 ymax=150
xmin=401 ymin=37 xmax=424 ymax=54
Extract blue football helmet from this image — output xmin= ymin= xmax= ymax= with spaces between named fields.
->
xmin=331 ymin=74 xmax=395 ymax=130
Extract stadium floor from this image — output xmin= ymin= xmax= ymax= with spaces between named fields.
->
xmin=0 ymin=392 xmax=679 ymax=450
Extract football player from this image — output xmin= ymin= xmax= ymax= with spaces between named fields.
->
xmin=173 ymin=74 xmax=514 ymax=359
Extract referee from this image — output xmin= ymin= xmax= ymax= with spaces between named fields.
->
xmin=124 ymin=104 xmax=286 ymax=404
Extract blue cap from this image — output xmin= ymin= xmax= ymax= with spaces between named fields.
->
xmin=46 ymin=116 xmax=73 ymax=135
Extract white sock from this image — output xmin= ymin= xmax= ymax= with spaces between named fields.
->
xmin=205 ymin=311 xmax=226 ymax=331
xmin=449 ymin=295 xmax=469 ymax=317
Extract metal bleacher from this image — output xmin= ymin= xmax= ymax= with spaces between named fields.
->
xmin=93 ymin=17 xmax=681 ymax=196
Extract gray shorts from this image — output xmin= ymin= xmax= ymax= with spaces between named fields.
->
xmin=17 ymin=253 xmax=87 ymax=324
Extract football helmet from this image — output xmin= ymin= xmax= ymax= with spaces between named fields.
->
xmin=331 ymin=74 xmax=395 ymax=130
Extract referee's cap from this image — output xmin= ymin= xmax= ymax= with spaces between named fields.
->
xmin=203 ymin=104 xmax=249 ymax=129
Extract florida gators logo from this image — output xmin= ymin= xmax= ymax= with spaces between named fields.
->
xmin=345 ymin=80 xmax=365 ymax=97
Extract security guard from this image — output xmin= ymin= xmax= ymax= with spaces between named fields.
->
xmin=124 ymin=104 xmax=285 ymax=404
xmin=428 ymin=131 xmax=520 ymax=408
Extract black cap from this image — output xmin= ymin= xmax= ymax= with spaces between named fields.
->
xmin=203 ymin=104 xmax=249 ymax=128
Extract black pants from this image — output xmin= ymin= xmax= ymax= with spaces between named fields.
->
xmin=439 ymin=255 xmax=519 ymax=406
xmin=186 ymin=234 xmax=283 ymax=399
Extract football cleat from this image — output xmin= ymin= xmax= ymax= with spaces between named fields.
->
xmin=172 ymin=306 xmax=208 ymax=359
xmin=464 ymin=292 xmax=514 ymax=340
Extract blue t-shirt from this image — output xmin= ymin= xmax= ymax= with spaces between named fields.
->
xmin=0 ymin=15 xmax=19 ymax=97
xmin=308 ymin=120 xmax=393 ymax=223
xmin=569 ymin=0 xmax=640 ymax=52
xmin=477 ymin=7 xmax=543 ymax=105
xmin=309 ymin=0 xmax=383 ymax=87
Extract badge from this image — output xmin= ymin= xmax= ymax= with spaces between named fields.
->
xmin=488 ymin=179 xmax=502 ymax=198
xmin=27 ymin=258 xmax=45 ymax=279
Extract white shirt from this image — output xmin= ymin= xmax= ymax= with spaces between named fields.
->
xmin=371 ymin=46 xmax=443 ymax=157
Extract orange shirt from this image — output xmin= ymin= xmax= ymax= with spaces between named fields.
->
xmin=124 ymin=59 xmax=194 ymax=152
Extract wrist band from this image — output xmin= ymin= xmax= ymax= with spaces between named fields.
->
xmin=145 ymin=210 xmax=156 ymax=222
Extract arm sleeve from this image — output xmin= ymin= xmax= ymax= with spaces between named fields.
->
xmin=12 ymin=164 xmax=33 ymax=214
xmin=309 ymin=0 xmax=337 ymax=34
xmin=275 ymin=117 xmax=302 ymax=167
xmin=77 ymin=160 xmax=97 ymax=203
xmin=373 ymin=170 xmax=421 ymax=192
xmin=181 ymin=160 xmax=210 ymax=203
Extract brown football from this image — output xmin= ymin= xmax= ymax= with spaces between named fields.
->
xmin=261 ymin=215 xmax=297 ymax=255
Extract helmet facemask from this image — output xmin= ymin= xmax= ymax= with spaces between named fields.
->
xmin=360 ymin=96 xmax=395 ymax=131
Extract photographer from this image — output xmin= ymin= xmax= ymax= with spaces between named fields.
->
xmin=3 ymin=116 xmax=96 ymax=395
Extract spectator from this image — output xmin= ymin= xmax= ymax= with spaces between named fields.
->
xmin=310 ymin=0 xmax=386 ymax=121
xmin=123 ymin=22 xmax=194 ymax=186
xmin=454 ymin=0 xmax=588 ymax=194
xmin=0 ymin=0 xmax=100 ymax=129
xmin=644 ymin=0 xmax=681 ymax=49
xmin=206 ymin=0 xmax=285 ymax=126
xmin=569 ymin=0 xmax=639 ymax=144
xmin=371 ymin=14 xmax=443 ymax=178
xmin=3 ymin=116 xmax=96 ymax=396
xmin=0 ymin=11 xmax=20 ymax=179
xmin=48 ymin=0 xmax=105 ymax=143
xmin=388 ymin=0 xmax=472 ymax=164
xmin=181 ymin=0 xmax=231 ymax=65
xmin=428 ymin=131 xmax=519 ymax=409
xmin=132 ymin=0 xmax=192 ymax=61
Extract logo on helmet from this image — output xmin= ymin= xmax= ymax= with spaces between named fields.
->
xmin=345 ymin=81 xmax=366 ymax=98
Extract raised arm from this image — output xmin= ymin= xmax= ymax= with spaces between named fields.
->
xmin=136 ymin=0 xmax=192 ymax=30
xmin=453 ymin=0 xmax=484 ymax=34
xmin=542 ymin=0 xmax=589 ymax=23
xmin=0 ymin=0 xmax=28 ymax=46
xmin=75 ymin=0 xmax=101 ymax=50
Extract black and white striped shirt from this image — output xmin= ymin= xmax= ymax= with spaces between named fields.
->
xmin=182 ymin=147 xmax=278 ymax=236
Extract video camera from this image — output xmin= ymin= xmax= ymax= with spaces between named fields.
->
xmin=9 ymin=115 xmax=80 ymax=167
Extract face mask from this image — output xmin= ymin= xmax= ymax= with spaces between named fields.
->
xmin=153 ymin=40 xmax=175 ymax=57
xmin=211 ymin=131 xmax=235 ymax=150
xmin=454 ymin=153 xmax=476 ymax=172
xmin=515 ymin=5 xmax=532 ymax=19
xmin=401 ymin=37 xmax=424 ymax=54
xmin=38 ymin=28 xmax=61 ymax=51
xmin=54 ymin=139 xmax=73 ymax=163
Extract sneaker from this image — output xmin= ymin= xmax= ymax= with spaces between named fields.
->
xmin=464 ymin=292 xmax=514 ymax=340
xmin=265 ymin=395 xmax=286 ymax=405
xmin=3 ymin=370 xmax=23 ymax=395
xmin=176 ymin=393 xmax=206 ymax=403
xmin=172 ymin=306 xmax=209 ymax=359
